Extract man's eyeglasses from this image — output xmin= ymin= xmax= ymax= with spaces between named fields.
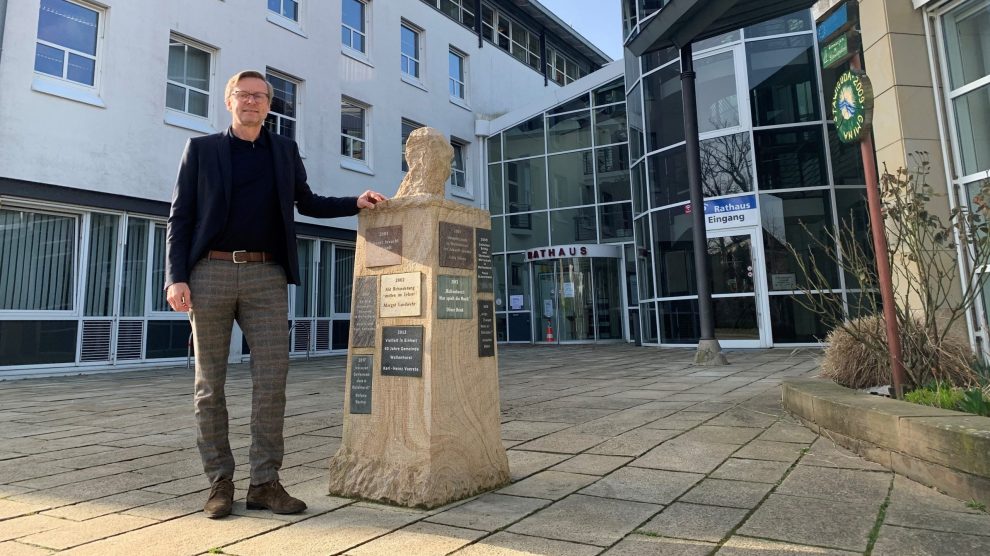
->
xmin=232 ymin=90 xmax=270 ymax=103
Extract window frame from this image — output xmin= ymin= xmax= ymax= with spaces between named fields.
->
xmin=448 ymin=47 xmax=467 ymax=102
xmin=341 ymin=0 xmax=368 ymax=55
xmin=265 ymin=69 xmax=301 ymax=143
xmin=164 ymin=34 xmax=215 ymax=122
xmin=449 ymin=139 xmax=471 ymax=198
xmin=33 ymin=0 xmax=104 ymax=90
xmin=400 ymin=21 xmax=423 ymax=82
xmin=341 ymin=97 xmax=370 ymax=168
xmin=268 ymin=0 xmax=300 ymax=22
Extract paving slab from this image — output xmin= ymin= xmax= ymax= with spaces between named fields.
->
xmin=588 ymin=428 xmax=680 ymax=457
xmin=737 ymin=493 xmax=878 ymax=552
xmin=18 ymin=513 xmax=156 ymax=550
xmin=507 ymin=493 xmax=661 ymax=546
xmin=870 ymin=523 xmax=990 ymax=555
xmin=678 ymin=478 xmax=774 ymax=509
xmin=602 ymin=535 xmax=715 ymax=555
xmin=717 ymin=535 xmax=858 ymax=555
xmin=800 ymin=437 xmax=887 ymax=471
xmin=776 ymin=466 xmax=891 ymax=505
xmin=56 ymin=514 xmax=279 ymax=556
xmin=883 ymin=505 xmax=990 ymax=536
xmin=732 ymin=440 xmax=807 ymax=463
xmin=709 ymin=458 xmax=792 ymax=484
xmin=451 ymin=531 xmax=602 ymax=556
xmin=346 ymin=521 xmax=486 ymax=555
xmin=513 ymin=431 xmax=611 ymax=454
xmin=638 ymin=502 xmax=748 ymax=543
xmin=426 ymin=493 xmax=548 ymax=531
xmin=550 ymin=454 xmax=632 ymax=475
xmin=0 ymin=514 xmax=65 ymax=542
xmin=676 ymin=425 xmax=763 ymax=445
xmin=41 ymin=489 xmax=174 ymax=521
xmin=499 ymin=421 xmax=573 ymax=442
xmin=632 ymin=439 xmax=738 ymax=474
xmin=580 ymin=467 xmax=702 ymax=505
xmin=505 ymin=450 xmax=571 ymax=481
xmin=0 ymin=541 xmax=54 ymax=555
xmin=497 ymin=470 xmax=599 ymax=500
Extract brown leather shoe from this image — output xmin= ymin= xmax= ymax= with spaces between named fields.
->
xmin=246 ymin=480 xmax=307 ymax=514
xmin=204 ymin=478 xmax=234 ymax=519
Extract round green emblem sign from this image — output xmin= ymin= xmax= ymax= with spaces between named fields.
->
xmin=832 ymin=69 xmax=874 ymax=144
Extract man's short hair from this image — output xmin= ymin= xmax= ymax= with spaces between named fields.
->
xmin=225 ymin=70 xmax=274 ymax=100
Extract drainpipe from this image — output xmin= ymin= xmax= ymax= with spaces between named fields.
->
xmin=475 ymin=0 xmax=482 ymax=48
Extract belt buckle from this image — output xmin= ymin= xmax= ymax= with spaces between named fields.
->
xmin=231 ymin=250 xmax=248 ymax=264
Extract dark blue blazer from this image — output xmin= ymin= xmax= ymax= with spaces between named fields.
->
xmin=165 ymin=127 xmax=358 ymax=287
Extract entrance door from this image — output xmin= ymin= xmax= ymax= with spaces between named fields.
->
xmin=706 ymin=228 xmax=769 ymax=348
xmin=533 ymin=257 xmax=624 ymax=343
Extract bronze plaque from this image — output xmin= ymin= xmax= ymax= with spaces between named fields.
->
xmin=381 ymin=326 xmax=423 ymax=377
xmin=437 ymin=275 xmax=472 ymax=319
xmin=351 ymin=276 xmax=377 ymax=348
xmin=365 ymin=226 xmax=403 ymax=267
xmin=478 ymin=300 xmax=495 ymax=357
xmin=439 ymin=222 xmax=474 ymax=269
xmin=475 ymin=228 xmax=493 ymax=293
xmin=349 ymin=355 xmax=373 ymax=414
xmin=380 ymin=272 xmax=421 ymax=317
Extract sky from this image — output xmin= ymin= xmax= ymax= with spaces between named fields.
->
xmin=537 ymin=0 xmax=624 ymax=61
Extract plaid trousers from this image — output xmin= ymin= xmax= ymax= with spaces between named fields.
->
xmin=188 ymin=258 xmax=289 ymax=485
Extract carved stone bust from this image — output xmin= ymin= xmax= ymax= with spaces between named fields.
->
xmin=393 ymin=127 xmax=455 ymax=199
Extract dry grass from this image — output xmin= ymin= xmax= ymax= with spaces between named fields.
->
xmin=820 ymin=316 xmax=976 ymax=389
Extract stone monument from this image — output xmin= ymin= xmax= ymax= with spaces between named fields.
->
xmin=327 ymin=127 xmax=508 ymax=508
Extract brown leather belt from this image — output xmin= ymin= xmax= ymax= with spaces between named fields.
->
xmin=207 ymin=250 xmax=274 ymax=263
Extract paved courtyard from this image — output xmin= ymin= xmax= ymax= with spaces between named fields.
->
xmin=1 ymin=345 xmax=989 ymax=555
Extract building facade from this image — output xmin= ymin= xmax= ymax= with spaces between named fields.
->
xmin=0 ymin=0 xmax=607 ymax=376
xmin=483 ymin=0 xmax=990 ymax=350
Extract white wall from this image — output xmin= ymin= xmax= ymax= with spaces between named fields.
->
xmin=0 ymin=0 xmax=563 ymax=228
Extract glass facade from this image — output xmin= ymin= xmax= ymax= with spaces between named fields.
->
xmin=627 ymin=9 xmax=870 ymax=346
xmin=488 ymin=78 xmax=633 ymax=343
xmin=0 ymin=207 xmax=356 ymax=372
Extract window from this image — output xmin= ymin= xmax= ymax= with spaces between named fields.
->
xmin=450 ymin=141 xmax=467 ymax=189
xmin=401 ymin=23 xmax=421 ymax=80
xmin=265 ymin=72 xmax=298 ymax=140
xmin=449 ymin=49 xmax=466 ymax=100
xmin=546 ymin=46 xmax=584 ymax=86
xmin=341 ymin=98 xmax=367 ymax=161
xmin=342 ymin=0 xmax=367 ymax=53
xmin=402 ymin=118 xmax=425 ymax=171
xmin=268 ymin=0 xmax=298 ymax=21
xmin=942 ymin=0 xmax=990 ymax=177
xmin=34 ymin=0 xmax=101 ymax=86
xmin=0 ymin=209 xmax=77 ymax=311
xmin=166 ymin=36 xmax=212 ymax=118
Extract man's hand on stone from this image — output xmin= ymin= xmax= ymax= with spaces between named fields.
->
xmin=357 ymin=190 xmax=387 ymax=209
xmin=166 ymin=282 xmax=193 ymax=312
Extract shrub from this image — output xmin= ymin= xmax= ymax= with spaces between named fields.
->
xmin=820 ymin=315 xmax=976 ymax=389
xmin=904 ymin=382 xmax=964 ymax=409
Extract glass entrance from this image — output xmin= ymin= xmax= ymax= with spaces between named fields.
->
xmin=707 ymin=228 xmax=769 ymax=348
xmin=533 ymin=257 xmax=623 ymax=343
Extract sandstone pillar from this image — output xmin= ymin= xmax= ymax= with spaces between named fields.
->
xmin=327 ymin=127 xmax=508 ymax=508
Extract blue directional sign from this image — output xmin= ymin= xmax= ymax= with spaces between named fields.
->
xmin=817 ymin=2 xmax=857 ymax=44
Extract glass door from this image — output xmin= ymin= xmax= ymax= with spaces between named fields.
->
xmin=532 ymin=257 xmax=625 ymax=343
xmin=706 ymin=227 xmax=769 ymax=348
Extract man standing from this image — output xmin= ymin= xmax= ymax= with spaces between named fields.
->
xmin=165 ymin=70 xmax=386 ymax=519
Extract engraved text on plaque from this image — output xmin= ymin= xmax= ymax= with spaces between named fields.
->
xmin=439 ymin=222 xmax=474 ymax=269
xmin=366 ymin=226 xmax=403 ymax=267
xmin=351 ymin=276 xmax=378 ymax=347
xmin=381 ymin=326 xmax=423 ymax=377
xmin=349 ymin=355 xmax=373 ymax=413
xmin=380 ymin=272 xmax=421 ymax=317
xmin=437 ymin=275 xmax=472 ymax=319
